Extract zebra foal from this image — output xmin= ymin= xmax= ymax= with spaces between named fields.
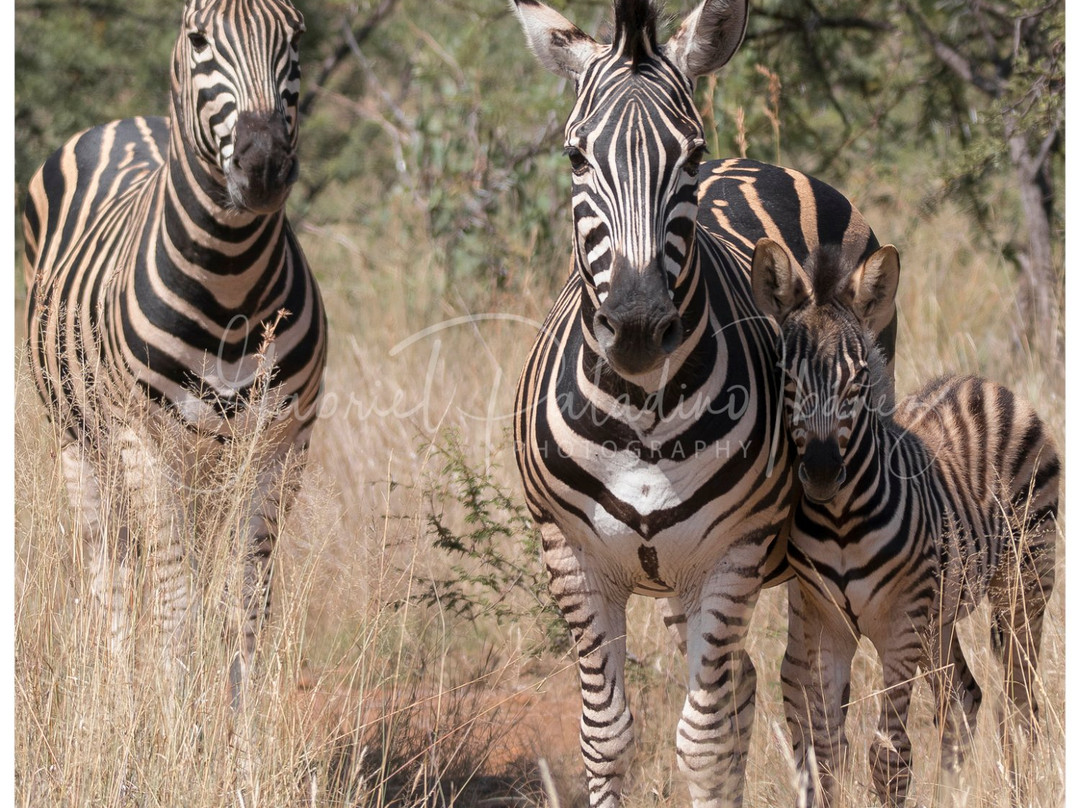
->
xmin=23 ymin=0 xmax=326 ymax=705
xmin=750 ymin=239 xmax=1058 ymax=806
xmin=509 ymin=1 xmax=893 ymax=805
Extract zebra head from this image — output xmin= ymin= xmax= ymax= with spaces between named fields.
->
xmin=751 ymin=239 xmax=900 ymax=503
xmin=512 ymin=0 xmax=748 ymax=378
xmin=172 ymin=0 xmax=305 ymax=214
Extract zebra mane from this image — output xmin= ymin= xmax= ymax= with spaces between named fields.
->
xmin=804 ymin=244 xmax=897 ymax=415
xmin=803 ymin=243 xmax=847 ymax=308
xmin=613 ymin=0 xmax=660 ymax=68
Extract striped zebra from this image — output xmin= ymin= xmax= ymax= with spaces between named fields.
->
xmin=749 ymin=239 xmax=1058 ymax=807
xmin=509 ymin=1 xmax=894 ymax=805
xmin=22 ymin=0 xmax=325 ymax=705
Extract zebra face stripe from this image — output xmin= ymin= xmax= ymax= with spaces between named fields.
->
xmin=564 ymin=49 xmax=705 ymax=377
xmin=173 ymin=0 xmax=304 ymax=211
xmin=568 ymin=55 xmax=704 ymax=300
xmin=780 ymin=312 xmax=868 ymax=502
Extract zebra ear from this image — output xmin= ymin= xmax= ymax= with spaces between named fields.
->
xmin=751 ymin=238 xmax=809 ymax=323
xmin=666 ymin=0 xmax=749 ymax=82
xmin=510 ymin=0 xmax=603 ymax=81
xmin=845 ymin=245 xmax=900 ymax=334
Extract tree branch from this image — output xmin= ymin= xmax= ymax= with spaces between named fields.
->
xmin=747 ymin=10 xmax=894 ymax=42
xmin=1029 ymin=122 xmax=1061 ymax=180
xmin=299 ymin=0 xmax=401 ymax=119
xmin=898 ymin=0 xmax=1003 ymax=97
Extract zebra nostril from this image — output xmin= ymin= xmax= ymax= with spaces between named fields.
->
xmin=594 ymin=311 xmax=616 ymax=341
xmin=656 ymin=315 xmax=683 ymax=354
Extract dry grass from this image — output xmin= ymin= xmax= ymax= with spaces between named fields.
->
xmin=14 ymin=169 xmax=1063 ymax=808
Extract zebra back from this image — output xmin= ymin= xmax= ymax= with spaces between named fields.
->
xmin=896 ymin=375 xmax=1059 ymax=599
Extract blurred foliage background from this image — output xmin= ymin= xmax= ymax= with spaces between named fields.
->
xmin=14 ymin=0 xmax=1064 ymax=351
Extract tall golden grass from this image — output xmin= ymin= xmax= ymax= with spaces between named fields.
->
xmin=14 ymin=165 xmax=1063 ymax=807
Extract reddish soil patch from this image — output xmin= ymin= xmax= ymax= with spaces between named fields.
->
xmin=290 ymin=664 xmax=583 ymax=776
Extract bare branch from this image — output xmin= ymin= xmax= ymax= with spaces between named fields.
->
xmin=898 ymin=0 xmax=1002 ymax=97
xmin=1031 ymin=123 xmax=1061 ymax=177
xmin=747 ymin=9 xmax=895 ymax=42
xmin=299 ymin=0 xmax=401 ymax=118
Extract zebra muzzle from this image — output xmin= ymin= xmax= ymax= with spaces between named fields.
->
xmin=226 ymin=111 xmax=297 ymax=213
xmin=798 ymin=437 xmax=847 ymax=503
xmin=593 ymin=268 xmax=683 ymax=376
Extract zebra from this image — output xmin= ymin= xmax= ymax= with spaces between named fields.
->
xmin=749 ymin=238 xmax=1058 ymax=807
xmin=509 ymin=1 xmax=896 ymax=805
xmin=22 ymin=0 xmax=325 ymax=707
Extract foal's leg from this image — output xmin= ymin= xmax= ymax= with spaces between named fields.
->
xmin=798 ymin=590 xmax=858 ymax=808
xmin=870 ymin=641 xmax=920 ymax=807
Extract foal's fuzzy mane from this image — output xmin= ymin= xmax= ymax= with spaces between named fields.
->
xmin=803 ymin=245 xmax=897 ymax=415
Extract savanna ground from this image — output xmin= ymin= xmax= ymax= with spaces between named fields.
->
xmin=13 ymin=3 xmax=1065 ymax=807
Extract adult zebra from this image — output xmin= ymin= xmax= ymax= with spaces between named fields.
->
xmin=750 ymin=239 xmax=1058 ymax=807
xmin=509 ymin=1 xmax=894 ymax=805
xmin=22 ymin=0 xmax=325 ymax=705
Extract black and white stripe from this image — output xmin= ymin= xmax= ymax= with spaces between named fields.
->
xmin=750 ymin=240 xmax=1058 ymax=807
xmin=22 ymin=0 xmax=325 ymax=704
xmin=510 ymin=2 xmax=892 ymax=806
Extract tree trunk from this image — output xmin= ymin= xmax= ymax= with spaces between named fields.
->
xmin=1006 ymin=120 xmax=1061 ymax=362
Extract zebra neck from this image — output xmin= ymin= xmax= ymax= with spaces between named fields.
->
xmin=157 ymin=130 xmax=290 ymax=311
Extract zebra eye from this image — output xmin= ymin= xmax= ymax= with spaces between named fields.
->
xmin=684 ymin=143 xmax=708 ymax=177
xmin=564 ymin=146 xmax=590 ymax=176
xmin=289 ymin=30 xmax=303 ymax=51
xmin=188 ymin=31 xmax=210 ymax=54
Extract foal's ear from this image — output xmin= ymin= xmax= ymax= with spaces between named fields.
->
xmin=510 ymin=0 xmax=604 ymax=81
xmin=666 ymin=0 xmax=749 ymax=82
xmin=751 ymin=238 xmax=810 ymax=323
xmin=843 ymin=245 xmax=900 ymax=334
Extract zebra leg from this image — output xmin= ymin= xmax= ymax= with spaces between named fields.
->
xmin=988 ymin=537 xmax=1053 ymax=798
xmin=115 ymin=427 xmax=192 ymax=683
xmin=928 ymin=627 xmax=980 ymax=779
xmin=924 ymin=625 xmax=981 ymax=808
xmin=869 ymin=645 xmax=919 ymax=808
xmin=539 ymin=523 xmax=632 ymax=808
xmin=62 ymin=442 xmax=135 ymax=661
xmin=793 ymin=589 xmax=858 ymax=808
xmin=676 ymin=574 xmax=762 ymax=808
xmin=224 ymin=517 xmax=274 ymax=713
xmin=781 ymin=581 xmax=814 ymax=806
xmin=989 ymin=553 xmax=1051 ymax=739
xmin=223 ymin=457 xmax=298 ymax=712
